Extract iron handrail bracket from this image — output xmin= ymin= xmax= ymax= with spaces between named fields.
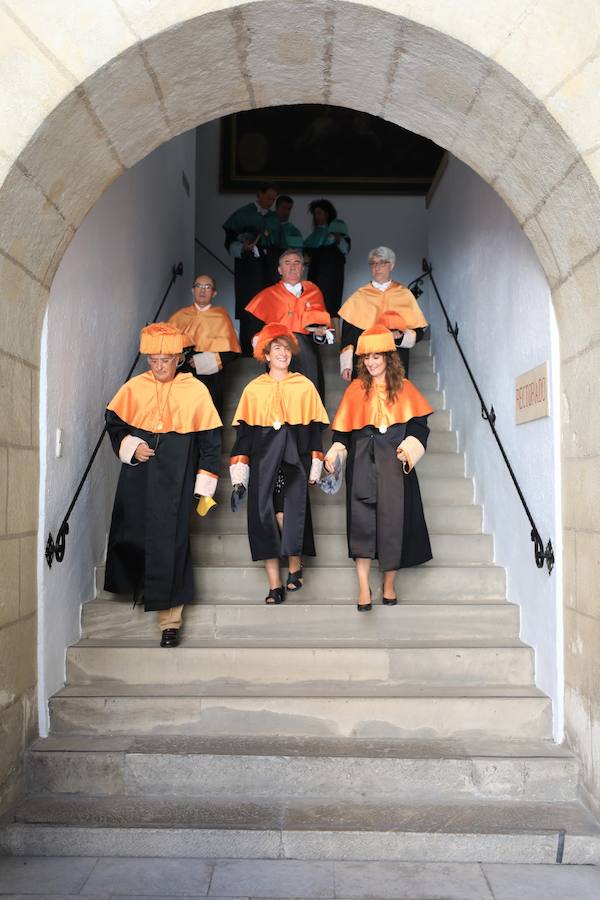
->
xmin=45 ymin=261 xmax=184 ymax=568
xmin=408 ymin=258 xmax=554 ymax=575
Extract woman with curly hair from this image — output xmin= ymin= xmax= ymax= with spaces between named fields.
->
xmin=304 ymin=198 xmax=350 ymax=331
xmin=324 ymin=324 xmax=433 ymax=611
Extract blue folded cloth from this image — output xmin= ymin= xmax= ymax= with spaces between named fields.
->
xmin=318 ymin=454 xmax=343 ymax=495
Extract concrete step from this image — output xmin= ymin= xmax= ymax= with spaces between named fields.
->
xmin=213 ymin=473 xmax=474 ymax=506
xmin=24 ymin=734 xmax=579 ymax=804
xmin=47 ymin=683 xmax=552 ymax=741
xmin=5 ymin=795 xmax=598 ymax=862
xmin=186 ymin=532 xmax=494 ymax=567
xmin=65 ymin=640 xmax=531 ymax=688
xmin=193 ymin=502 xmax=482 ymax=535
xmin=96 ymin=563 xmax=507 ymax=605
xmin=83 ymin=598 xmax=518 ymax=641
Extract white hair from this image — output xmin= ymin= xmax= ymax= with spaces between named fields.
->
xmin=368 ymin=246 xmax=396 ymax=266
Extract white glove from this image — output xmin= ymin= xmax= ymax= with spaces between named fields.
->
xmin=230 ymin=461 xmax=250 ymax=489
xmin=324 ymin=442 xmax=348 ymax=471
xmin=399 ymin=329 xmax=416 ymax=349
xmin=309 ymin=457 xmax=324 ymax=483
xmin=193 ymin=352 xmax=220 ymax=375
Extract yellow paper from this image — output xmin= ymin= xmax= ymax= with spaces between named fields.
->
xmin=196 ymin=496 xmax=217 ymax=517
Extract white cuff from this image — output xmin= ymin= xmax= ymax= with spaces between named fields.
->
xmin=340 ymin=346 xmax=353 ymax=375
xmin=309 ymin=458 xmax=323 ymax=483
xmin=194 ymin=471 xmax=218 ymax=497
xmin=398 ymin=435 xmax=425 ymax=472
xmin=119 ymin=435 xmax=145 ymax=465
xmin=193 ymin=352 xmax=220 ymax=375
xmin=325 ymin=441 xmax=348 ymax=469
xmin=230 ymin=462 xmax=250 ymax=489
xmin=251 ymin=334 xmax=259 ymax=349
xmin=399 ymin=329 xmax=416 ymax=349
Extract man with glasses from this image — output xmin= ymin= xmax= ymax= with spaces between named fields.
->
xmin=169 ymin=274 xmax=241 ymax=415
xmin=338 ymin=246 xmax=428 ymax=380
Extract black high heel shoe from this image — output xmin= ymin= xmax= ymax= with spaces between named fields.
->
xmin=357 ymin=589 xmax=372 ymax=612
xmin=382 ymin=596 xmax=398 ymax=606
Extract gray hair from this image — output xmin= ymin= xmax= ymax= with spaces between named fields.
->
xmin=279 ymin=248 xmax=303 ymax=265
xmin=368 ymin=246 xmax=396 ymax=266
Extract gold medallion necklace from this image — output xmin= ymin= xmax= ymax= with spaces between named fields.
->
xmin=154 ymin=378 xmax=174 ymax=431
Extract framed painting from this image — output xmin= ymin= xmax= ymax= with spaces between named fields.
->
xmin=220 ymin=104 xmax=446 ymax=195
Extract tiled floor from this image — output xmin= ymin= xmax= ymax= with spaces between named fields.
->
xmin=0 ymin=857 xmax=599 ymax=900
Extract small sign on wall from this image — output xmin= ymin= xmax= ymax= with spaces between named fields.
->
xmin=515 ymin=361 xmax=550 ymax=424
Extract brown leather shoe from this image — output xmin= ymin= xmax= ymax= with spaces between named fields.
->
xmin=160 ymin=628 xmax=179 ymax=647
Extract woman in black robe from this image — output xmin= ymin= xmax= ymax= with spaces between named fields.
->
xmin=324 ymin=324 xmax=433 ymax=611
xmin=104 ymin=323 xmax=222 ymax=646
xmin=304 ymin=198 xmax=350 ymax=335
xmin=229 ymin=323 xmax=329 ymax=604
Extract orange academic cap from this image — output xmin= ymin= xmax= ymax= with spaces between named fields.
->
xmin=140 ymin=322 xmax=189 ymax=355
xmin=253 ymin=322 xmax=299 ymax=361
xmin=377 ymin=309 xmax=407 ymax=332
xmin=356 ymin=324 xmax=396 ymax=356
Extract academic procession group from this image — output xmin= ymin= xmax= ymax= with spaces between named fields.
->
xmin=104 ymin=184 xmax=431 ymax=647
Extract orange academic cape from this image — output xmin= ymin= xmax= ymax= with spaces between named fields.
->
xmin=168 ymin=305 xmax=241 ymax=354
xmin=232 ymin=372 xmax=329 ymax=428
xmin=338 ymin=282 xmax=428 ymax=331
xmin=245 ymin=281 xmax=328 ymax=335
xmin=331 ymin=377 xmax=433 ymax=432
xmin=107 ymin=371 xmax=223 ymax=434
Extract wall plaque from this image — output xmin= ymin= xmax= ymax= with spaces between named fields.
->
xmin=515 ymin=361 xmax=550 ymax=424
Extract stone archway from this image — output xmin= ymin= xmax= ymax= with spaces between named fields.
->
xmin=1 ymin=0 xmax=599 ymax=810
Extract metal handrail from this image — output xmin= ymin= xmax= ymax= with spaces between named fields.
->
xmin=408 ymin=258 xmax=555 ymax=575
xmin=194 ymin=236 xmax=234 ymax=277
xmin=45 ymin=261 xmax=184 ymax=568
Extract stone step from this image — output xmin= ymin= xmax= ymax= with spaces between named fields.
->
xmin=65 ymin=641 xmax=531 ymax=688
xmin=193 ymin=502 xmax=482 ymax=534
xmin=218 ymin=450 xmax=465 ymax=478
xmin=5 ymin=795 xmax=598 ymax=862
xmin=96 ymin=563 xmax=507 ymax=605
xmin=187 ymin=532 xmax=494 ymax=567
xmin=24 ymin=734 xmax=579 ymax=805
xmin=47 ymin=683 xmax=552 ymax=740
xmin=213 ymin=473 xmax=474 ymax=506
xmin=222 ymin=425 xmax=457 ymax=455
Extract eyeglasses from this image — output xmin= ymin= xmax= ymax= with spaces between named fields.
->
xmin=369 ymin=260 xmax=391 ymax=268
xmin=193 ymin=282 xmax=214 ymax=290
xmin=148 ymin=356 xmax=177 ymax=365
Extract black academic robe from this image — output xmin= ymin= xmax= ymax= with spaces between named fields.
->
xmin=307 ymin=243 xmax=348 ymax=317
xmin=231 ymin=421 xmax=324 ymax=561
xmin=332 ymin=417 xmax=432 ymax=571
xmin=181 ymin=349 xmax=238 ymax=417
xmin=340 ymin=319 xmax=426 ymax=377
xmin=104 ymin=413 xmax=221 ymax=611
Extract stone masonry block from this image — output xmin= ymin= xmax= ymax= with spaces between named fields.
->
xmin=0 ymin=165 xmax=70 ymax=285
xmin=85 ymin=46 xmax=172 ymax=170
xmin=382 ymin=20 xmax=488 ymax=152
xmin=20 ymin=534 xmax=37 ymax=618
xmin=565 ymin=607 xmax=600 ymax=702
xmin=116 ymin=0 xmax=239 ymax=41
xmin=0 ymin=447 xmax=6 ymax=535
xmin=7 ymin=447 xmax=38 ymax=535
xmin=561 ymin=348 xmax=600 ymax=458
xmin=240 ymin=1 xmax=326 ymax=108
xmin=522 ymin=216 xmax=562 ymax=289
xmin=585 ymin=146 xmax=600 ymax=187
xmin=563 ymin=528 xmax=576 ymax=612
xmin=143 ymin=12 xmax=251 ymax=137
xmin=548 ymin=55 xmax=600 ymax=161
xmin=534 ymin=161 xmax=600 ymax=283
xmin=0 ymin=538 xmax=19 ymax=628
xmin=496 ymin=0 xmax=600 ymax=100
xmin=0 ymin=615 xmax=36 ymax=711
xmin=0 ymin=353 xmax=32 ymax=447
xmin=574 ymin=531 xmax=600 ymax=621
xmin=0 ymin=255 xmax=47 ymax=365
xmin=0 ymin=7 xmax=73 ymax=161
xmin=565 ymin=684 xmax=593 ymax=787
xmin=19 ymin=89 xmax=124 ymax=229
xmin=553 ymin=250 xmax=600 ymax=361
xmin=0 ymin=695 xmax=25 ymax=789
xmin=4 ymin=0 xmax=135 ymax=83
xmin=563 ymin=457 xmax=600 ymax=532
xmin=494 ymin=108 xmax=580 ymax=224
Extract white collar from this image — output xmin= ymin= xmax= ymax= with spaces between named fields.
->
xmin=284 ymin=281 xmax=303 ymax=298
xmin=194 ymin=303 xmax=211 ymax=312
xmin=371 ymin=280 xmax=391 ymax=292
xmin=255 ymin=201 xmax=269 ymax=216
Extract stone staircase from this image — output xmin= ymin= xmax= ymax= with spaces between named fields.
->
xmin=2 ymin=341 xmax=599 ymax=863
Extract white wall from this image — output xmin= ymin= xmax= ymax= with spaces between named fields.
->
xmin=425 ymin=156 xmax=562 ymax=735
xmin=37 ymin=132 xmax=196 ymax=732
xmin=195 ymin=119 xmax=428 ymax=315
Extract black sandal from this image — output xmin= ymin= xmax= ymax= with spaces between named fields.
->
xmin=286 ymin=567 xmax=304 ymax=592
xmin=265 ymin=586 xmax=285 ymax=604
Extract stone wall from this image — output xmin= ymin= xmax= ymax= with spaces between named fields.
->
xmin=0 ymin=0 xmax=599 ymax=811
